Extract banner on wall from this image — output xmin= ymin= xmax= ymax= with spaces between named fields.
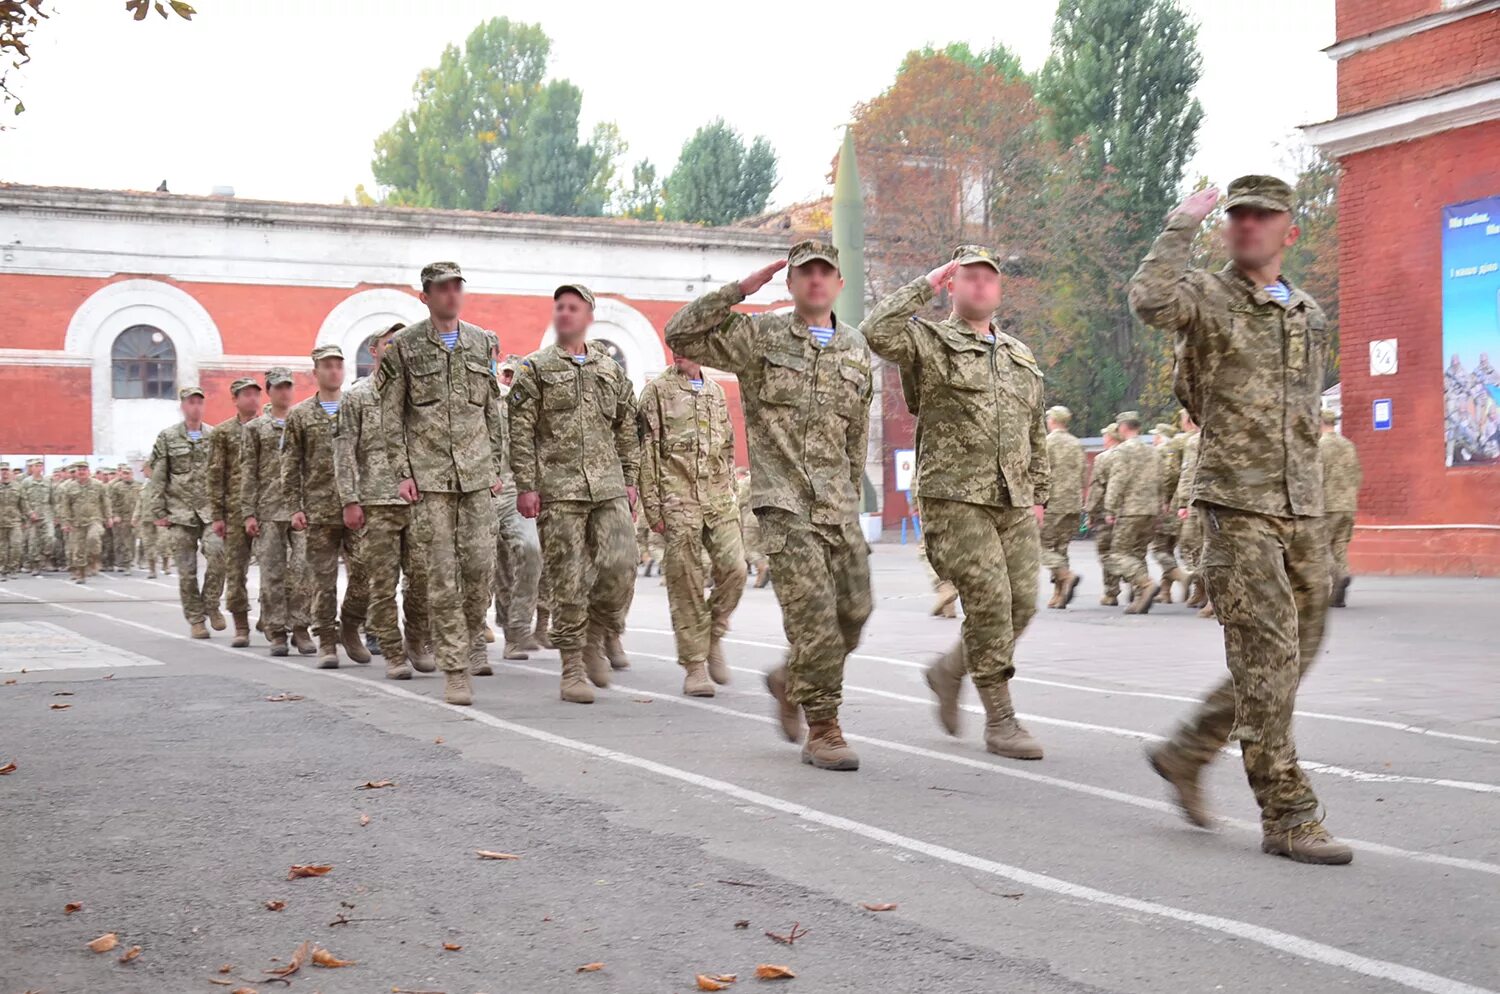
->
xmin=1442 ymin=195 xmax=1500 ymax=467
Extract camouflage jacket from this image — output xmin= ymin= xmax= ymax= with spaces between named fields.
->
xmin=108 ymin=479 xmax=142 ymax=523
xmin=19 ymin=476 xmax=52 ymax=521
xmin=1172 ymin=431 xmax=1202 ymax=510
xmin=862 ymin=279 xmax=1048 ymax=508
xmin=335 ymin=377 xmax=405 ymax=508
xmin=282 ymin=395 xmax=344 ymax=525
xmin=376 ymin=318 xmax=504 ymax=495
xmin=1319 ymin=432 xmax=1362 ymax=514
xmin=1044 ymin=429 xmax=1084 ymax=515
xmin=637 ymin=365 xmax=737 ymax=528
xmin=149 ymin=422 xmax=215 ymax=526
xmin=1086 ymin=446 xmax=1116 ymax=515
xmin=240 ymin=411 xmax=291 ymax=523
xmin=58 ymin=478 xmax=110 ymax=528
xmin=133 ymin=479 xmax=156 ymax=527
xmin=508 ymin=342 xmax=639 ymax=504
xmin=665 ymin=282 xmax=872 ymax=526
xmin=1157 ymin=433 xmax=1188 ymax=505
xmin=0 ymin=480 xmax=23 ymax=527
xmin=1104 ymin=437 xmax=1161 ymax=518
xmin=208 ymin=414 xmax=254 ymax=523
xmin=1129 ymin=212 xmax=1328 ymax=518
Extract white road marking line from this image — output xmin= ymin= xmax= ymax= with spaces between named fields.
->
xmin=12 ymin=595 xmax=1487 ymax=994
xmin=627 ymin=626 xmax=1500 ymax=747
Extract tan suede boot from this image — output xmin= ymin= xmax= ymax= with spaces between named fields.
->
xmin=1046 ymin=578 xmax=1064 ymax=610
xmin=1147 ymin=744 xmax=1212 ymax=828
xmin=405 ymin=634 xmax=436 ymax=673
xmin=444 ymin=669 xmax=473 ymax=706
xmin=753 ymin=563 xmax=771 ymax=589
xmin=384 ymin=640 xmax=413 ymax=680
xmin=207 ymin=606 xmax=227 ymax=631
xmin=292 ymin=625 xmax=316 ymax=655
xmin=503 ymin=640 xmax=530 ymax=661
xmin=764 ymin=663 xmax=802 ymax=742
xmin=533 ymin=607 xmax=554 ymax=649
xmin=1197 ymin=602 xmax=1216 ymax=619
xmin=1125 ymin=580 xmax=1158 ymax=615
xmin=317 ymin=634 xmax=340 ymax=669
xmin=976 ymin=682 xmax=1043 ymax=760
xmin=801 ymin=718 xmax=860 ymax=771
xmin=231 ymin=610 xmax=251 ymax=648
xmin=559 ymin=649 xmax=594 ymax=704
xmin=1058 ymin=569 xmax=1081 ymax=608
xmin=269 ymin=631 xmax=289 ymax=657
xmin=1099 ymin=593 xmax=1118 ymax=607
xmin=605 ymin=631 xmax=630 ymax=671
xmin=931 ymin=580 xmax=959 ymax=617
xmin=682 ymin=660 xmax=715 ymax=697
xmin=1185 ymin=575 xmax=1208 ymax=609
xmin=1261 ymin=821 xmax=1353 ymax=865
xmin=518 ymin=631 xmax=542 ymax=652
xmin=923 ymin=643 xmax=965 ymax=737
xmin=469 ymin=637 xmax=493 ymax=677
xmin=483 ymin=623 xmax=496 ymax=644
xmin=190 ymin=620 xmax=210 ymax=639
xmin=582 ymin=625 xmax=611 ymax=687
xmin=706 ymin=637 xmax=730 ymax=684
xmin=341 ymin=620 xmax=372 ymax=664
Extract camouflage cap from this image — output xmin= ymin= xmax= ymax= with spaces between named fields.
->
xmin=1150 ymin=422 xmax=1176 ymax=437
xmin=26 ymin=457 xmax=42 ymax=466
xmin=787 ymin=239 xmax=839 ymax=271
xmin=1102 ymin=422 xmax=1121 ymax=442
xmin=553 ymin=283 xmax=596 ymax=308
xmin=1115 ymin=410 xmax=1143 ymax=426
xmin=952 ymin=244 xmax=1002 ymax=273
xmin=179 ymin=385 xmax=205 ymax=400
xmin=311 ymin=343 xmax=344 ymax=363
xmin=420 ymin=261 xmax=465 ymax=287
xmin=117 ymin=463 xmax=132 ymax=471
xmin=1225 ymin=174 xmax=1293 ymax=214
xmin=264 ymin=366 xmax=295 ymax=387
xmin=1045 ymin=405 xmax=1073 ymax=425
xmin=1320 ymin=408 xmax=1339 ymax=425
xmin=0 ymin=462 xmax=9 ymax=471
xmin=230 ymin=376 xmax=261 ymax=395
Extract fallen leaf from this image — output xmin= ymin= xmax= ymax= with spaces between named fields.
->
xmin=53 ymin=690 xmax=75 ymax=696
xmin=3 ymin=678 xmax=16 ymax=685
xmin=1001 ymin=892 xmax=1024 ymax=900
xmin=359 ymin=813 xmax=371 ymax=827
xmin=119 ymin=945 xmax=142 ymax=963
xmin=475 ymin=850 xmax=520 ymax=860
xmin=311 ymin=946 xmax=355 ymax=967
xmin=0 ymin=762 xmax=16 ymax=774
xmin=50 ymin=702 xmax=72 ymax=710
xmin=356 ymin=779 xmax=396 ymax=790
xmin=102 ymin=673 xmax=115 ymax=680
xmin=576 ymin=962 xmax=604 ymax=972
xmin=266 ymin=940 xmax=309 ymax=977
xmin=264 ymin=693 xmax=303 ymax=702
xmin=442 ymin=942 xmax=462 ymax=951
xmin=64 ymin=901 xmax=82 ymax=914
xmin=860 ymin=902 xmax=898 ymax=912
xmin=697 ymin=976 xmax=732 ymax=991
xmin=207 ymin=980 xmax=234 ymax=987
xmin=734 ymin=920 xmax=750 ymax=929
xmin=434 ymin=736 xmax=444 ymax=744
xmin=287 ymin=864 xmax=333 ymax=879
xmin=218 ymin=964 xmax=234 ymax=973
xmin=230 ymin=988 xmax=257 ymax=994
xmin=87 ymin=932 xmax=118 ymax=953
xmin=264 ymin=899 xmax=286 ymax=911
xmin=755 ymin=964 xmax=796 ymax=980
xmin=632 ymin=697 xmax=654 ymax=703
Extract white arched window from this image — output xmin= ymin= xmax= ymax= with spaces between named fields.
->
xmin=111 ymin=325 xmax=177 ymax=399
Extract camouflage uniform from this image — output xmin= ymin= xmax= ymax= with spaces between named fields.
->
xmin=335 ymin=374 xmax=431 ymax=661
xmin=1129 ymin=179 xmax=1333 ymax=836
xmin=133 ymin=476 xmax=167 ymax=574
xmin=1174 ymin=430 xmax=1206 ymax=597
xmin=1087 ymin=433 xmax=1121 ymax=601
xmin=107 ymin=471 xmax=141 ymax=573
xmin=1149 ymin=429 xmax=1187 ymax=583
xmin=149 ymin=412 xmax=226 ymax=624
xmin=240 ymin=391 xmax=311 ymax=637
xmin=491 ymin=385 xmax=542 ymax=647
xmin=638 ymin=365 xmax=747 ymax=668
xmin=863 ymin=270 xmax=1047 ymax=691
xmin=1319 ymin=418 xmax=1361 ymax=602
xmin=1103 ymin=433 xmax=1160 ymax=590
xmin=1041 ymin=418 xmax=1084 ymax=585
xmin=210 ymin=405 xmax=257 ymax=619
xmin=19 ymin=464 xmax=55 ymax=572
xmin=377 ymin=316 xmax=503 ymax=676
xmin=735 ymin=474 xmax=767 ymax=583
xmin=635 ymin=517 xmax=665 ymax=573
xmin=59 ymin=472 xmax=110 ymax=578
xmin=508 ymin=340 xmax=639 ymax=650
xmin=0 ymin=467 xmax=24 ymax=578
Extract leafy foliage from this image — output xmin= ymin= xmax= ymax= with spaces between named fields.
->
xmin=662 ymin=119 xmax=779 ymax=226
xmin=618 ymin=159 xmax=664 ymax=220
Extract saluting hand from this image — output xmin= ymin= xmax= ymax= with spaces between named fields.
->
xmin=926 ymin=259 xmax=961 ymax=291
xmin=739 ymin=260 xmax=787 ymax=297
xmin=1174 ymin=186 xmax=1220 ymax=223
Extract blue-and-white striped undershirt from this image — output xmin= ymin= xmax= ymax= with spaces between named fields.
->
xmin=808 ymin=325 xmax=835 ymax=347
xmin=689 ymin=378 xmax=704 ymax=391
xmin=319 ymin=400 xmax=340 ymax=417
xmin=186 ymin=429 xmax=202 ymax=441
xmin=439 ymin=330 xmax=459 ymax=350
xmin=1265 ymin=280 xmax=1291 ymax=304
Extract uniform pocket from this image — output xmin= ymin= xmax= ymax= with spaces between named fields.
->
xmin=759 ymin=351 xmax=807 ymax=406
xmin=753 ymin=508 xmax=789 ymax=555
xmin=947 ymin=350 xmax=989 ymax=391
xmin=465 ymin=359 xmax=494 ymax=406
xmin=541 ymin=370 xmax=578 ymax=410
xmin=409 ymin=357 xmax=444 ymax=406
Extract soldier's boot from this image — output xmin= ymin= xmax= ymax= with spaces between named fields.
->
xmin=72 ymin=568 xmax=85 ymax=585
xmin=483 ymin=623 xmax=496 ymax=644
xmin=405 ymin=634 xmax=437 ymax=673
xmin=682 ymin=660 xmax=715 ymax=698
xmin=292 ymin=625 xmax=316 ymax=655
xmin=707 ymin=637 xmax=730 ymax=685
xmin=1099 ymin=593 xmax=1118 ymax=607
xmin=559 ymin=649 xmax=595 ymax=704
xmin=207 ymin=606 xmax=227 ymax=631
xmin=764 ymin=663 xmax=803 ymax=743
xmin=582 ymin=624 xmax=612 ymax=688
xmin=340 ymin=620 xmax=372 ymax=664
xmin=1146 ymin=744 xmax=1214 ymax=828
xmin=1261 ymin=820 xmax=1353 ymax=865
xmin=518 ymin=630 xmax=542 ymax=653
xmin=146 ymin=563 xmax=158 ymax=578
xmin=229 ymin=611 xmax=251 ymax=648
xmin=1197 ymin=602 xmax=1216 ymax=620
xmin=643 ymin=559 xmax=655 ymax=578
xmin=1185 ymin=575 xmax=1208 ymax=609
xmin=931 ymin=580 xmax=960 ymax=617
xmin=533 ymin=607 xmax=554 ymax=649
xmin=503 ymin=640 xmax=530 ymax=661
xmin=1059 ymin=569 xmax=1081 ymax=608
xmin=801 ymin=717 xmax=860 ymax=771
xmin=444 ymin=669 xmax=473 ymax=706
xmin=976 ymin=681 xmax=1044 ymax=760
xmin=317 ymin=634 xmax=340 ymax=669
xmin=605 ymin=631 xmax=631 ymax=671
xmin=364 ymin=630 xmax=382 ymax=656
xmin=469 ymin=638 xmax=493 ymax=677
xmin=269 ymin=631 xmax=290 ymax=657
xmin=1331 ymin=575 xmax=1350 ymax=609
xmin=923 ymin=644 xmax=965 ymax=737
xmin=1125 ymin=580 xmax=1158 ymax=615
xmin=189 ymin=619 xmax=210 ymax=639
xmin=384 ymin=645 xmax=413 ymax=681
xmin=1046 ymin=578 xmax=1064 ymax=610
xmin=1159 ymin=568 xmax=1186 ymax=604
xmin=753 ymin=563 xmax=772 ymax=589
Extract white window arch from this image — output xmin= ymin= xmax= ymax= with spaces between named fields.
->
xmin=314 ymin=288 xmax=430 ymax=387
xmin=538 ymin=296 xmax=667 ymax=395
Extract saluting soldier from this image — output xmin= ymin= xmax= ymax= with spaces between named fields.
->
xmin=150 ymin=386 xmax=226 ymax=637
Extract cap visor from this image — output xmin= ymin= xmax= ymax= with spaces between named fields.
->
xmin=957 ymin=256 xmax=1002 ymax=272
xmin=1225 ymin=196 xmax=1288 ymax=213
xmin=792 ymin=254 xmax=840 ymax=270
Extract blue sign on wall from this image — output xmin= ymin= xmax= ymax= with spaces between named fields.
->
xmin=1441 ymin=195 xmax=1500 ymax=466
xmin=1373 ymin=398 xmax=1393 ymax=431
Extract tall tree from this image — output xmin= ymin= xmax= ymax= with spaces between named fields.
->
xmin=662 ymin=119 xmax=779 ymax=226
xmin=903 ymin=42 xmax=1028 ymax=83
xmin=618 ymin=159 xmax=664 ymax=220
xmin=501 ymin=80 xmax=612 ymax=216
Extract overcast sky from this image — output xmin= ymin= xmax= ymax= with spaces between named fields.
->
xmin=1 ymin=0 xmax=1336 ymax=210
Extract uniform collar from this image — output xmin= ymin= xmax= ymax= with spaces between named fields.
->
xmin=788 ymin=311 xmax=847 ymax=350
xmin=1220 ymin=264 xmax=1309 ymax=311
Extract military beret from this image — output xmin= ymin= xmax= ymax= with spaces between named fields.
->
xmin=1320 ymin=408 xmax=1339 ymax=425
xmin=421 ymin=261 xmax=465 ymax=287
xmin=1046 ymin=405 xmax=1073 ymax=424
xmin=1225 ymin=174 xmax=1293 ymax=214
xmin=788 ymin=239 xmax=839 ymax=271
xmin=179 ymin=386 xmax=205 ymax=400
xmin=311 ymin=343 xmax=344 ymax=362
xmin=952 ymin=243 xmax=1002 ymax=273
xmin=1115 ymin=410 xmax=1142 ymax=426
xmin=230 ymin=376 xmax=261 ymax=395
xmin=553 ymin=283 xmax=596 ymax=308
xmin=264 ymin=366 xmax=295 ymax=387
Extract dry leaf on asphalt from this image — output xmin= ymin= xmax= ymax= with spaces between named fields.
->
xmin=264 ymin=693 xmax=303 ymax=702
xmin=475 ymin=850 xmax=520 ymax=860
xmin=64 ymin=901 xmax=82 ymax=914
xmin=697 ymin=973 xmax=738 ymax=989
xmin=311 ymin=946 xmax=355 ymax=967
xmin=229 ymin=988 xmax=257 ymax=994
xmin=264 ymin=899 xmax=287 ymax=911
xmin=734 ymin=920 xmax=750 ymax=929
xmin=755 ymin=964 xmax=796 ymax=980
xmin=359 ymin=813 xmax=371 ymax=826
xmin=356 ymin=780 xmax=396 ymax=790
xmin=119 ymin=945 xmax=142 ymax=963
xmin=442 ymin=942 xmax=462 ymax=951
xmin=102 ymin=673 xmax=115 ymax=680
xmin=50 ymin=702 xmax=71 ymax=710
xmin=576 ymin=962 xmax=605 ymax=972
xmin=53 ymin=690 xmax=75 ymax=696
xmin=3 ymin=678 xmax=16 ymax=685
xmin=266 ymin=940 xmax=310 ymax=977
xmin=434 ymin=736 xmax=444 ymax=744
xmin=860 ymin=902 xmax=898 ymax=912
xmin=87 ymin=932 xmax=118 ymax=953
xmin=207 ymin=981 xmax=233 ymax=987
xmin=0 ymin=762 xmax=16 ymax=775
xmin=287 ymin=864 xmax=333 ymax=879
xmin=218 ymin=963 xmax=234 ymax=972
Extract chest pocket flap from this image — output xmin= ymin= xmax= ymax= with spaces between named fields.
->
xmin=760 ymin=350 xmax=808 ymax=406
xmin=541 ymin=368 xmax=578 ymax=409
xmin=407 ymin=353 xmax=445 ymax=406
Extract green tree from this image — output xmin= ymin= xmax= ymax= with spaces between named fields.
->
xmin=903 ymin=42 xmax=1027 ymax=83
xmin=662 ymin=119 xmax=779 ymax=226
xmin=1284 ymin=149 xmax=1341 ymax=389
xmin=501 ymin=80 xmax=614 ymax=216
xmin=618 ymin=159 xmax=664 ymax=220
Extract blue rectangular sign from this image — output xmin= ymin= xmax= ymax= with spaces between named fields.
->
xmin=1373 ymin=398 xmax=1392 ymax=431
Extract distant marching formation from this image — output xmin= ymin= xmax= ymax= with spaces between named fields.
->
xmin=0 ymin=173 xmax=1364 ymax=868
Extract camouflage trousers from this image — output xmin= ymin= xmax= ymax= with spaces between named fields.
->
xmin=1106 ymin=514 xmax=1154 ymax=587
xmin=221 ymin=520 xmax=253 ymax=614
xmin=1039 ymin=510 xmax=1079 ymax=578
xmin=760 ymin=509 xmax=871 ymax=722
xmin=538 ymin=496 xmax=634 ymax=650
xmin=0 ymin=524 xmax=23 ymax=575
xmin=923 ymin=499 xmax=1039 ymax=688
xmin=635 ymin=518 xmax=665 ymax=566
xmin=1149 ymin=512 xmax=1182 ymax=575
xmin=24 ymin=517 xmax=54 ymax=570
xmin=421 ymin=490 xmax=495 ymax=674
xmin=1163 ymin=504 xmax=1329 ymax=833
xmin=662 ymin=506 xmax=746 ymax=666
xmin=111 ymin=522 xmax=134 ymax=571
xmin=255 ymin=521 xmax=311 ymax=634
xmin=740 ymin=510 xmax=766 ymax=573
xmin=494 ymin=490 xmax=541 ymax=644
xmin=171 ymin=522 xmax=226 ymax=624
xmin=1325 ymin=512 xmax=1355 ymax=586
xmin=304 ymin=522 xmax=369 ymax=641
xmin=67 ymin=523 xmax=105 ymax=572
xmin=1179 ymin=508 xmax=1205 ymax=577
xmin=363 ymin=504 xmax=430 ymax=659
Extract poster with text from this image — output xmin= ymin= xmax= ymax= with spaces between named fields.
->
xmin=1442 ymin=196 xmax=1500 ymax=467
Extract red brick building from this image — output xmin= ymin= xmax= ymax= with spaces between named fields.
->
xmin=1305 ymin=0 xmax=1500 ymax=575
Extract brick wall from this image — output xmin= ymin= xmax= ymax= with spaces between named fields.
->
xmin=0 ymin=366 xmax=91 ymax=451
xmin=1336 ymin=0 xmax=1440 ymax=42
xmin=1338 ymin=11 xmax=1500 ymax=114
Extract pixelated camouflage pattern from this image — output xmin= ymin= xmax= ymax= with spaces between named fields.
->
xmin=662 ymin=511 xmax=745 ymax=665
xmin=149 ymin=422 xmax=215 ymax=526
xmin=493 ymin=489 xmax=541 ymax=642
xmin=282 ymin=397 xmax=344 ymax=524
xmin=1044 ymin=428 xmax=1084 ymax=515
xmin=638 ymin=366 xmax=737 ymax=527
xmin=537 ymin=496 xmax=636 ymax=649
xmin=1318 ymin=431 xmax=1361 ymax=514
xmin=58 ymin=477 xmax=110 ymax=528
xmin=1104 ymin=437 xmax=1161 ymax=518
xmin=304 ymin=523 xmax=368 ymax=640
xmin=169 ymin=522 xmax=225 ymax=624
xmin=108 ymin=477 xmax=142 ymax=523
xmin=359 ymin=503 xmax=427 ymax=654
xmin=239 ymin=412 xmax=292 ymax=523
xmin=209 ymin=415 xmax=252 ymax=523
xmin=334 ymin=377 xmax=407 ymax=508
xmin=256 ymin=520 xmax=312 ymax=633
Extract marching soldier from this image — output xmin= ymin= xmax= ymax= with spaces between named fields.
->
xmin=377 ymin=262 xmax=505 ymax=706
xmin=150 ymin=387 xmax=226 ymax=637
xmin=668 ymin=240 xmax=873 ymax=770
xmin=1173 ymin=413 xmax=1211 ymax=614
xmin=59 ymin=462 xmax=111 ymax=583
xmin=490 ymin=351 xmax=542 ymax=661
xmin=19 ymin=459 xmax=53 ymax=575
xmin=735 ymin=468 xmax=770 ymax=589
xmin=285 ymin=345 xmax=371 ymax=669
xmin=1088 ymin=424 xmax=1122 ymax=605
xmin=1103 ymin=412 xmax=1161 ymax=614
xmin=638 ymin=354 xmax=747 ymax=697
xmin=210 ymin=377 xmax=263 ymax=647
xmin=0 ymin=464 xmax=23 ymax=580
xmin=1132 ymin=175 xmax=1349 ymax=864
xmin=135 ymin=464 xmax=170 ymax=577
xmin=1041 ymin=405 xmax=1084 ymax=608
xmin=107 ymin=465 xmax=141 ymax=574
xmin=509 ymin=283 xmax=639 ymax=703
xmin=863 ymin=245 xmax=1048 ymax=761
xmin=1149 ymin=421 xmax=1189 ymax=602
xmin=1319 ymin=409 xmax=1362 ymax=607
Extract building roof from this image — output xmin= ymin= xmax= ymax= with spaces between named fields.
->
xmin=734 ymin=197 xmax=833 ymax=236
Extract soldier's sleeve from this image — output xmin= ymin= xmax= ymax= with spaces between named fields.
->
xmin=149 ymin=434 xmax=170 ymax=521
xmin=638 ymin=383 xmax=663 ymax=527
xmin=239 ymin=431 xmax=260 ymax=523
xmin=485 ymin=377 xmax=505 ymax=484
xmin=860 ymin=278 xmax=928 ymax=368
xmin=56 ymin=486 xmax=70 ymax=528
xmin=846 ymin=360 xmax=873 ymax=500
xmin=334 ymin=399 xmax=361 ymax=507
xmin=721 ymin=389 xmax=736 ymax=470
xmin=282 ymin=411 xmax=306 ymax=516
xmin=1104 ymin=452 xmax=1125 ymax=517
xmin=664 ymin=282 xmax=758 ymax=376
xmin=1029 ymin=413 xmax=1050 ymax=507
xmin=207 ymin=428 xmax=226 ymax=522
xmin=1127 ymin=212 xmax=1210 ymax=332
xmin=507 ymin=361 xmax=541 ymax=494
xmin=375 ymin=346 xmax=415 ymax=483
xmin=615 ymin=373 xmax=640 ymax=488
